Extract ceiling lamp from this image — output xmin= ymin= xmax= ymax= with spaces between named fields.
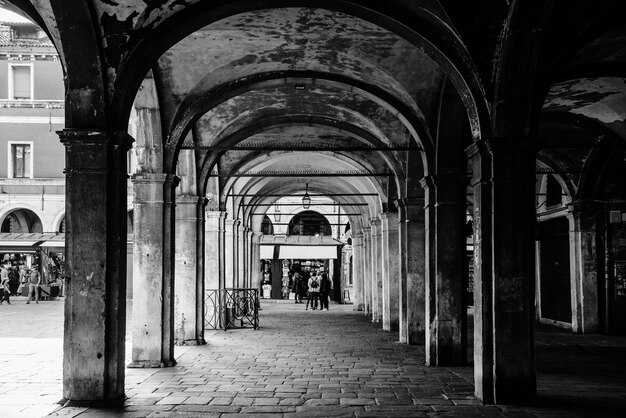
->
xmin=302 ymin=183 xmax=311 ymax=209
xmin=273 ymin=203 xmax=281 ymax=222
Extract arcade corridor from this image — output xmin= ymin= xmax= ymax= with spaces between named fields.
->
xmin=0 ymin=0 xmax=625 ymax=413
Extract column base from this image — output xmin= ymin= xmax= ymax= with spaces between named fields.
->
xmin=127 ymin=359 xmax=176 ymax=368
xmin=60 ymin=395 xmax=125 ymax=408
xmin=175 ymin=338 xmax=207 ymax=346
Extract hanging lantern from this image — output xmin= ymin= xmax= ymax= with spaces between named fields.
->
xmin=273 ymin=203 xmax=281 ymax=222
xmin=302 ymin=183 xmax=311 ymax=209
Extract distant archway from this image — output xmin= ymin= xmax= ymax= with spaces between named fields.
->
xmin=261 ymin=215 xmax=274 ymax=235
xmin=288 ymin=210 xmax=332 ymax=236
xmin=1 ymin=208 xmax=43 ymax=233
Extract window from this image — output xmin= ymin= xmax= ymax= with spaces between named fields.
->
xmin=13 ymin=26 xmax=38 ymax=40
xmin=9 ymin=64 xmax=33 ymax=100
xmin=545 ymin=175 xmax=562 ymax=207
xmin=8 ymin=142 xmax=33 ymax=178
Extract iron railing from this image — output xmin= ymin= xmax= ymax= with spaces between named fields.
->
xmin=204 ymin=288 xmax=259 ymax=331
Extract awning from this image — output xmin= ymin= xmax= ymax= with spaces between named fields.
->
xmin=279 ymin=245 xmax=337 ymax=259
xmin=0 ymin=240 xmax=39 ymax=247
xmin=39 ymin=241 xmax=65 ymax=248
xmin=260 ymin=245 xmax=275 ymax=259
xmin=0 ymin=233 xmax=65 ymax=251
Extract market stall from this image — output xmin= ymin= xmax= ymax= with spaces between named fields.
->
xmin=259 ymin=235 xmax=343 ymax=299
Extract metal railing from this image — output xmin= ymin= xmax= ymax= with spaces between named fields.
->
xmin=204 ymin=288 xmax=259 ymax=331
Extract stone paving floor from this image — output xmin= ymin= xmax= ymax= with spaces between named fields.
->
xmin=1 ymin=297 xmax=625 ymax=417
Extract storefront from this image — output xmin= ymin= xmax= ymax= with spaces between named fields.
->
xmin=259 ymin=235 xmax=344 ymax=300
xmin=0 ymin=232 xmax=65 ymax=298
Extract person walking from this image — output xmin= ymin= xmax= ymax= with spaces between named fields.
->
xmin=292 ymin=271 xmax=304 ymax=303
xmin=319 ymin=271 xmax=332 ymax=311
xmin=17 ymin=265 xmax=27 ymax=295
xmin=0 ymin=266 xmax=10 ymax=305
xmin=26 ymin=264 xmax=40 ymax=304
xmin=307 ymin=272 xmax=321 ymax=311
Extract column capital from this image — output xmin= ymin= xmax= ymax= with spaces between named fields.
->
xmin=176 ymin=194 xmax=203 ymax=205
xmin=131 ymin=172 xmax=168 ymax=185
xmin=395 ymin=196 xmax=425 ymax=208
xmin=465 ymin=140 xmax=489 ymax=160
xmin=379 ymin=211 xmax=399 ymax=232
xmin=205 ymin=210 xmax=224 ymax=219
xmin=58 ymin=128 xmax=134 ymax=151
xmin=352 ymin=232 xmax=364 ymax=239
xmin=395 ymin=197 xmax=425 ymax=222
xmin=567 ymin=199 xmax=601 ymax=214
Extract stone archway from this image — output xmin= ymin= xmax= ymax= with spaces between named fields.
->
xmin=287 ymin=210 xmax=332 ymax=236
xmin=1 ymin=208 xmax=43 ymax=233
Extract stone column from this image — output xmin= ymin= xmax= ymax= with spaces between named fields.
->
xmin=130 ymin=173 xmax=176 ymax=368
xmin=424 ymin=175 xmax=468 ymax=366
xmin=250 ymin=232 xmax=261 ymax=289
xmin=468 ymin=139 xmax=536 ymax=403
xmin=491 ymin=139 xmax=536 ymax=403
xmin=380 ymin=212 xmax=400 ymax=332
xmin=567 ymin=201 xmax=599 ymax=333
xmin=397 ymin=198 xmax=426 ymax=345
xmin=362 ymin=226 xmax=372 ymax=316
xmin=237 ymin=223 xmax=245 ymax=288
xmin=224 ymin=219 xmax=235 ymax=288
xmin=174 ymin=195 xmax=205 ymax=346
xmin=218 ymin=212 xmax=226 ymax=290
xmin=243 ymin=227 xmax=250 ymax=287
xmin=205 ymin=211 xmax=222 ymax=291
xmin=59 ymin=129 xmax=132 ymax=404
xmin=370 ymin=219 xmax=382 ymax=322
xmin=352 ymin=233 xmax=364 ymax=311
xmin=466 ymin=143 xmax=493 ymax=403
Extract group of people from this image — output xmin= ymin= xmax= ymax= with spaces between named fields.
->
xmin=291 ymin=269 xmax=332 ymax=311
xmin=0 ymin=264 xmax=41 ymax=305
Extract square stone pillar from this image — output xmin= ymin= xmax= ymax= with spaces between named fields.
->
xmin=174 ymin=195 xmax=206 ymax=346
xmin=218 ymin=212 xmax=226 ymax=290
xmin=250 ymin=232 xmax=261 ymax=289
xmin=195 ymin=198 xmax=208 ymax=343
xmin=423 ymin=175 xmax=468 ymax=366
xmin=491 ymin=139 xmax=536 ymax=403
xmin=224 ymin=219 xmax=235 ymax=288
xmin=467 ymin=143 xmax=493 ymax=402
xmin=352 ymin=233 xmax=364 ymax=311
xmin=468 ymin=139 xmax=536 ymax=403
xmin=237 ymin=223 xmax=245 ymax=288
xmin=370 ymin=219 xmax=382 ymax=322
xmin=130 ymin=173 xmax=177 ymax=368
xmin=205 ymin=211 xmax=223 ymax=291
xmin=243 ymin=227 xmax=250 ymax=287
xmin=362 ymin=226 xmax=372 ymax=316
xmin=59 ymin=129 xmax=132 ymax=404
xmin=567 ymin=201 xmax=599 ymax=333
xmin=397 ymin=197 xmax=426 ymax=345
xmin=380 ymin=212 xmax=400 ymax=331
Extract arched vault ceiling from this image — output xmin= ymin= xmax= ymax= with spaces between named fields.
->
xmin=543 ymin=77 xmax=626 ymax=139
xmin=222 ymin=151 xmax=389 ymax=205
xmin=190 ymin=85 xmax=411 ymax=148
xmin=156 ymin=8 xmax=443 ymax=137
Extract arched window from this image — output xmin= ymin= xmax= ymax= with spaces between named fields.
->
xmin=546 ymin=175 xmax=562 ymax=207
